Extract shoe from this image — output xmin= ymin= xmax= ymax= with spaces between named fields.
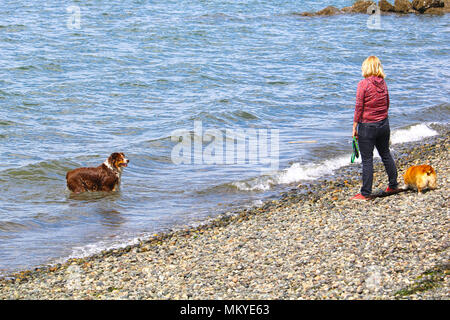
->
xmin=385 ymin=187 xmax=401 ymax=193
xmin=350 ymin=193 xmax=369 ymax=200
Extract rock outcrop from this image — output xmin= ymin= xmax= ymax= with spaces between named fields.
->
xmin=412 ymin=0 xmax=444 ymax=13
xmin=379 ymin=0 xmax=396 ymax=11
xmin=296 ymin=0 xmax=449 ymax=17
xmin=394 ymin=0 xmax=413 ymax=13
xmin=424 ymin=6 xmax=450 ymax=12
xmin=315 ymin=6 xmax=342 ymax=16
xmin=343 ymin=1 xmax=376 ymax=13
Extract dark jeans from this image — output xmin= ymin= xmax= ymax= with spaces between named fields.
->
xmin=358 ymin=118 xmax=398 ymax=196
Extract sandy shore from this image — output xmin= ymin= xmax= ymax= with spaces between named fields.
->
xmin=0 ymin=124 xmax=448 ymax=300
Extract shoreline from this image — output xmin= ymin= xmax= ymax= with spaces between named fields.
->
xmin=0 ymin=124 xmax=448 ymax=299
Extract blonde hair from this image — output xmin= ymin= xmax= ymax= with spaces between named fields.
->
xmin=361 ymin=56 xmax=386 ymax=79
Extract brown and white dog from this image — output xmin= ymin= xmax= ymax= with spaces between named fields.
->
xmin=66 ymin=152 xmax=129 ymax=193
xmin=403 ymin=164 xmax=437 ymax=194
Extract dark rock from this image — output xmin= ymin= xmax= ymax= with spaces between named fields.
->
xmin=316 ymin=6 xmax=342 ymax=16
xmin=394 ymin=0 xmax=413 ymax=13
xmin=412 ymin=0 xmax=444 ymax=13
xmin=341 ymin=6 xmax=354 ymax=13
xmin=379 ymin=0 xmax=396 ymax=11
xmin=423 ymin=6 xmax=446 ymax=12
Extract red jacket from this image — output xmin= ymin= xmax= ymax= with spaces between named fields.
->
xmin=353 ymin=76 xmax=390 ymax=123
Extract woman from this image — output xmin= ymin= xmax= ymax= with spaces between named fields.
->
xmin=351 ymin=56 xmax=399 ymax=200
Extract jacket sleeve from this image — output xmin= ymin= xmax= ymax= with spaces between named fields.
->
xmin=386 ymin=82 xmax=390 ymax=109
xmin=353 ymin=80 xmax=365 ymax=123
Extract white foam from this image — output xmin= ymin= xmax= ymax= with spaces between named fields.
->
xmin=55 ymin=236 xmax=143 ymax=265
xmin=391 ymin=124 xmax=438 ymax=144
xmin=232 ymin=177 xmax=275 ymax=191
xmin=277 ymin=155 xmax=352 ymax=184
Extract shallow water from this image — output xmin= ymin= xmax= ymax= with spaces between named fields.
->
xmin=0 ymin=0 xmax=449 ymax=275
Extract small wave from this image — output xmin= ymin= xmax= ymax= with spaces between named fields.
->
xmin=189 ymin=111 xmax=230 ymax=124
xmin=0 ymin=220 xmax=30 ymax=233
xmin=55 ymin=235 xmax=144 ymax=265
xmin=42 ymin=63 xmax=63 ymax=72
xmin=0 ymin=24 xmax=26 ymax=32
xmin=0 ymin=157 xmax=88 ymax=187
xmin=266 ymin=81 xmax=291 ymax=86
xmin=277 ymin=155 xmax=351 ymax=185
xmin=232 ymin=110 xmax=259 ymax=120
xmin=22 ymin=101 xmax=40 ymax=107
xmin=411 ymin=103 xmax=450 ymax=123
xmin=230 ymin=154 xmax=355 ymax=192
xmin=231 ymin=177 xmax=276 ymax=192
xmin=189 ymin=109 xmax=260 ymax=125
xmin=391 ymin=124 xmax=438 ymax=144
xmin=198 ymin=13 xmax=233 ymax=19
xmin=119 ymin=81 xmax=150 ymax=88
xmin=0 ymin=120 xmax=17 ymax=127
xmin=195 ymin=13 xmax=244 ymax=22
xmin=8 ymin=65 xmax=36 ymax=71
xmin=0 ymin=89 xmax=12 ymax=97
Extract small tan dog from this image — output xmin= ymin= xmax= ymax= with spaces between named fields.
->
xmin=403 ymin=164 xmax=437 ymax=194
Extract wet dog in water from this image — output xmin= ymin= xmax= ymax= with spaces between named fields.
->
xmin=66 ymin=153 xmax=129 ymax=193
xmin=403 ymin=164 xmax=437 ymax=194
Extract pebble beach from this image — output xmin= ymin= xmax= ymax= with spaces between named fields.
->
xmin=0 ymin=124 xmax=448 ymax=300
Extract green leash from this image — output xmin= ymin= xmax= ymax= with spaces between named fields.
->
xmin=351 ymin=136 xmax=359 ymax=163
